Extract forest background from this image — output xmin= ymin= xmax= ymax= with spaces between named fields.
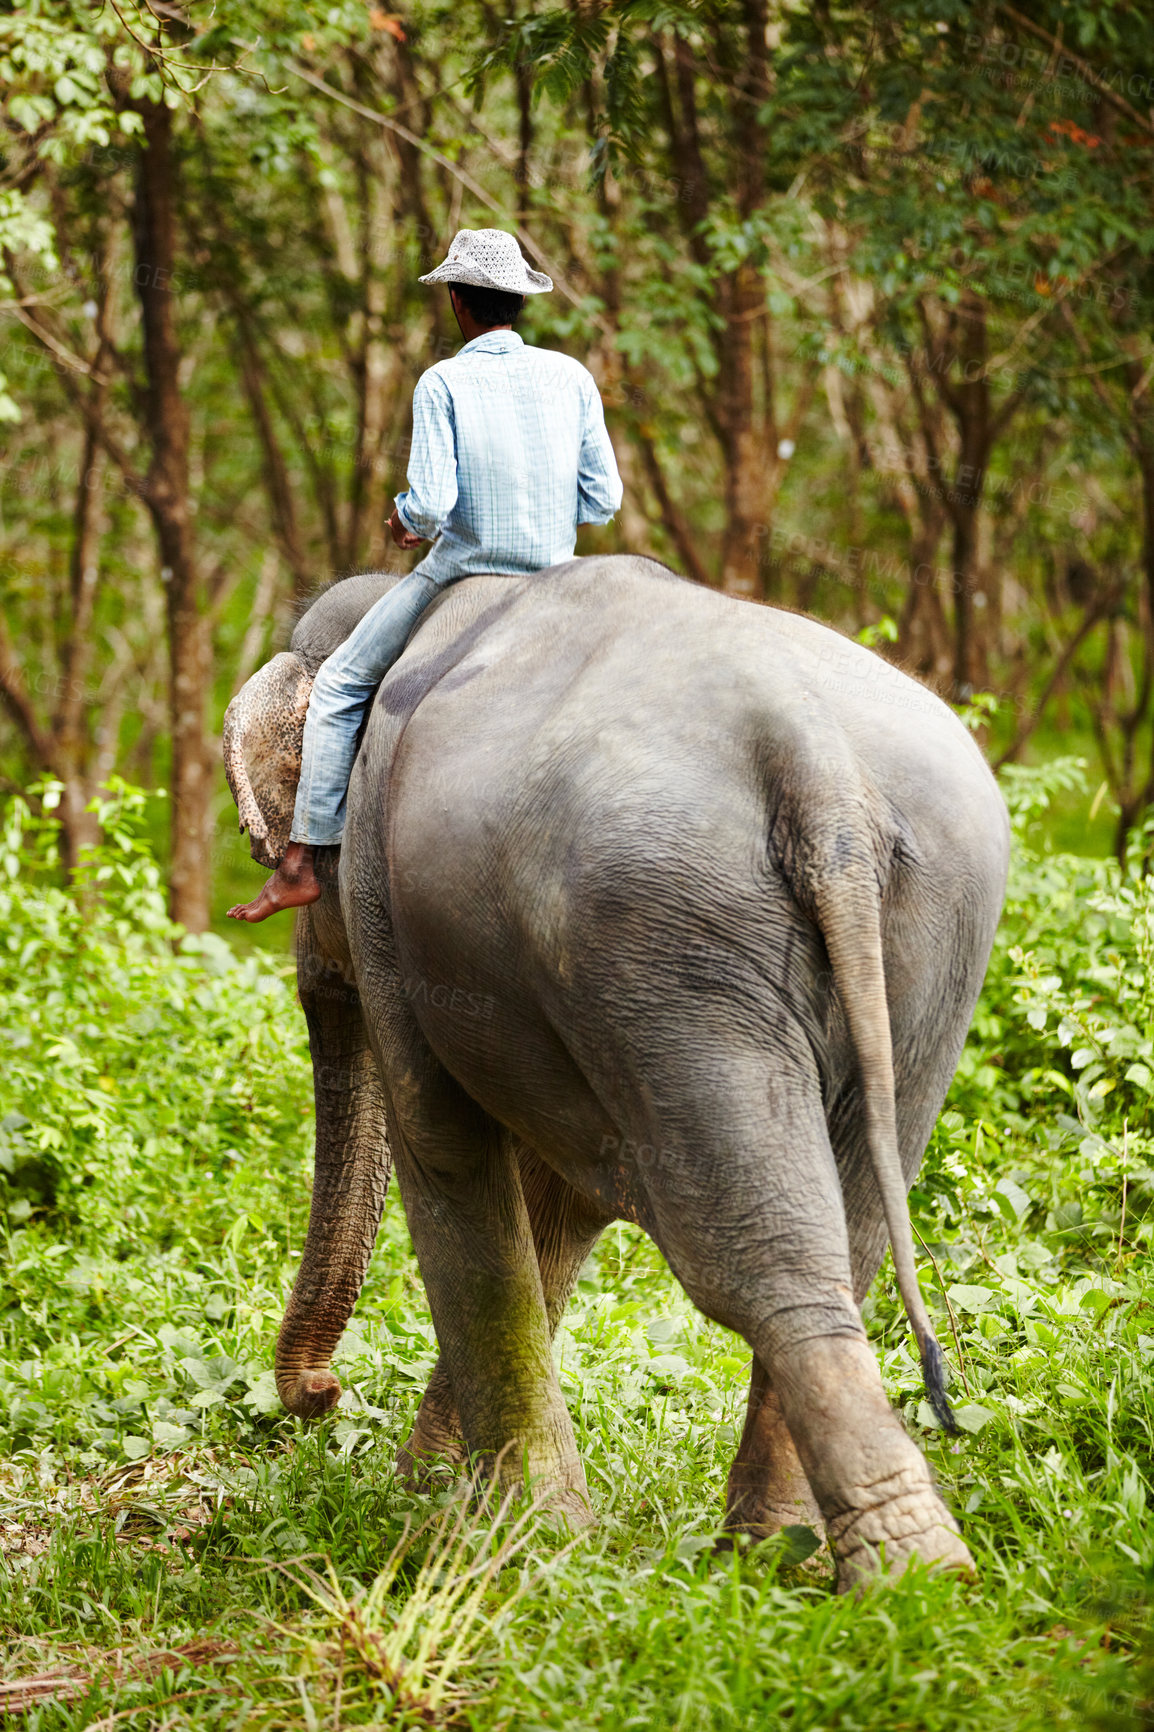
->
xmin=6 ymin=5 xmax=1154 ymax=1722
xmin=3 ymin=0 xmax=1154 ymax=933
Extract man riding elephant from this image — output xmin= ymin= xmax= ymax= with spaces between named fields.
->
xmin=224 ymin=540 xmax=1009 ymax=1591
xmin=228 ymin=228 xmax=622 ymax=923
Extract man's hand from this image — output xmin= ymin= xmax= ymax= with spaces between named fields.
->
xmin=389 ymin=507 xmax=426 ymax=550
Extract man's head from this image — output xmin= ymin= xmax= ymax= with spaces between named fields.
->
xmin=418 ymin=228 xmax=552 ymax=335
xmin=448 ymin=281 xmax=525 ymax=340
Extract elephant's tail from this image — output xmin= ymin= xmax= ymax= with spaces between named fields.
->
xmin=813 ymin=852 xmax=958 ymax=1433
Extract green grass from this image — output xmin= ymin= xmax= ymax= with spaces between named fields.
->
xmin=2 ymin=770 xmax=1154 ymax=1728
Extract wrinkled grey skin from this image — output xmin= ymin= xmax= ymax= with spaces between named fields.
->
xmin=224 ymin=557 xmax=1009 ymax=1591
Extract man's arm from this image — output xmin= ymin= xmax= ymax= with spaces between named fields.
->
xmin=392 ymin=370 xmax=458 ymax=543
xmin=576 ymin=375 xmax=624 ymax=526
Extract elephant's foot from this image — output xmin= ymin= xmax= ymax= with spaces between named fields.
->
xmin=396 ymin=1372 xmax=593 ymax=1529
xmin=398 ymin=1434 xmax=594 ymax=1531
xmin=827 ymin=1470 xmax=975 ymax=1593
xmin=395 ymin=1419 xmax=467 ymax=1493
xmin=278 ymin=1367 xmax=342 ymax=1419
xmin=720 ymin=1471 xmax=829 ymax=1575
xmin=724 ymin=1463 xmax=826 ymax=1542
xmin=767 ymin=1334 xmax=974 ymax=1594
xmin=395 ymin=1437 xmax=466 ymax=1493
xmin=469 ymin=1425 xmax=594 ymax=1532
xmin=531 ymin=1482 xmax=596 ymax=1531
xmin=396 ymin=1364 xmax=468 ymax=1492
xmin=723 ymin=1356 xmax=827 ymax=1550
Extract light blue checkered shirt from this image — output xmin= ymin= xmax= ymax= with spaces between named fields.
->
xmin=394 ymin=330 xmax=623 ymax=583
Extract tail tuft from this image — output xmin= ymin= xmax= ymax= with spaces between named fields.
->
xmin=921 ymin=1334 xmax=958 ymax=1433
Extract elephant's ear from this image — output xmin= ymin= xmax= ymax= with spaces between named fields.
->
xmin=223 ymin=652 xmax=314 ymax=869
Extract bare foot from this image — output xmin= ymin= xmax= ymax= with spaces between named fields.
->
xmin=228 ymin=841 xmax=322 ymax=923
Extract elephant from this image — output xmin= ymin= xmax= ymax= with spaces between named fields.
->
xmin=223 ymin=556 xmax=1009 ymax=1591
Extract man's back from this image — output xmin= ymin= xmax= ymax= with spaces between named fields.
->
xmin=397 ymin=331 xmax=622 ymax=582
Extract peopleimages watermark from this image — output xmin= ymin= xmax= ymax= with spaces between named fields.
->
xmin=0 ymin=659 xmax=106 ymax=710
xmin=292 ymin=945 xmax=499 ymax=1023
xmin=598 ymin=1133 xmax=678 ymax=1170
xmin=963 ymin=32 xmax=1154 ymax=104
xmin=855 ymin=130 xmax=1082 ymax=194
xmin=401 ymin=975 xmax=496 ymax=1022
xmin=755 ymin=522 xmax=962 ymax=596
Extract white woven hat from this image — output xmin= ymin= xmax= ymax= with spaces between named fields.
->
xmin=418 ymin=228 xmax=553 ymax=295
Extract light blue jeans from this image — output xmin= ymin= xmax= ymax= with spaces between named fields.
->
xmin=290 ymin=570 xmax=451 ymax=847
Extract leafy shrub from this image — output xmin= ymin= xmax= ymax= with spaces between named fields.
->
xmin=0 ymin=779 xmax=311 ymax=1236
xmin=923 ymin=756 xmax=1154 ymax=1258
xmin=0 ymin=780 xmax=318 ymax=1462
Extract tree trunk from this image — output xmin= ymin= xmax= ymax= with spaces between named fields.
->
xmin=655 ymin=17 xmax=771 ymax=592
xmin=133 ymin=99 xmax=212 ymax=932
xmin=54 ymin=413 xmax=104 ymax=875
xmin=233 ymin=313 xmax=311 ymax=593
xmin=1116 ymin=361 xmax=1154 ymax=856
xmin=946 ymin=294 xmax=991 ymax=694
xmin=950 ymin=499 xmax=982 ymax=694
xmin=898 ymin=520 xmax=952 ymax=684
xmin=718 ymin=261 xmax=764 ymax=596
xmin=716 ymin=0 xmax=770 ymax=596
xmin=515 ymin=20 xmax=534 ymax=229
xmin=346 ymin=109 xmax=393 ymax=569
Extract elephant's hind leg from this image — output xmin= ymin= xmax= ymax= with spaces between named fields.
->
xmin=356 ymin=1040 xmax=585 ymax=1519
xmin=724 ymin=1355 xmax=824 ymax=1542
xmin=640 ymin=1046 xmax=972 ymax=1591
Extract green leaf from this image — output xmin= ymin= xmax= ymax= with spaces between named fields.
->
xmin=951 ymin=1403 xmax=995 ymax=1435
xmin=9 ymin=95 xmax=50 ymax=132
xmin=646 ymin=1317 xmax=680 ymax=1344
xmin=777 ymin=1524 xmax=823 ymax=1567
xmin=152 ymin=1420 xmax=192 ymax=1448
xmin=995 ymin=1178 xmax=1032 ymax=1221
xmin=242 ymin=1370 xmax=282 ymax=1415
xmin=947 ymin=1284 xmax=998 ymax=1313
xmin=179 ymin=1356 xmax=218 ymax=1389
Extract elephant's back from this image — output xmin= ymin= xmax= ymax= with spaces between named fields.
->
xmin=382 ymin=555 xmax=1005 ymax=881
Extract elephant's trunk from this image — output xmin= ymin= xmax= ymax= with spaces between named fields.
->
xmin=276 ymin=915 xmax=391 ymax=1418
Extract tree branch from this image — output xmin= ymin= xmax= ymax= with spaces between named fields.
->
xmin=995 ymin=583 xmax=1122 ymax=769
xmin=0 ymin=617 xmax=51 ymax=763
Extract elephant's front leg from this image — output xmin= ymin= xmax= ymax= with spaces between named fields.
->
xmin=398 ymin=1148 xmax=609 ymax=1490
xmin=724 ymin=1355 xmax=824 ymax=1542
xmin=386 ymin=1051 xmax=590 ymax=1523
